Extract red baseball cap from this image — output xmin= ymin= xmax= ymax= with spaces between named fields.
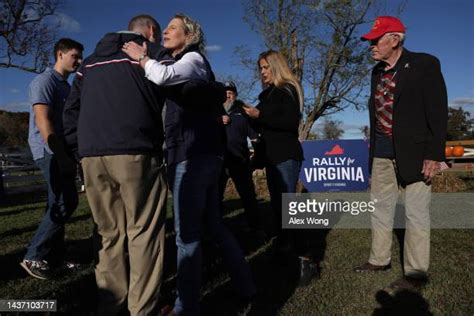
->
xmin=361 ymin=16 xmax=406 ymax=41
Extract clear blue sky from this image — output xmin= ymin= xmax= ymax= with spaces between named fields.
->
xmin=1 ymin=0 xmax=473 ymax=139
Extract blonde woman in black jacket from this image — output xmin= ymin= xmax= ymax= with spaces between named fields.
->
xmin=244 ymin=50 xmax=317 ymax=286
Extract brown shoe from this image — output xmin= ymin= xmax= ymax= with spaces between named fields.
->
xmin=353 ymin=262 xmax=391 ymax=273
xmin=385 ymin=274 xmax=428 ymax=293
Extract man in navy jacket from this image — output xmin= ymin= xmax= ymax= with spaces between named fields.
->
xmin=219 ymin=81 xmax=262 ymax=232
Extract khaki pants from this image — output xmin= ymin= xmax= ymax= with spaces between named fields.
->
xmin=82 ymin=155 xmax=167 ymax=316
xmin=369 ymin=157 xmax=431 ymax=275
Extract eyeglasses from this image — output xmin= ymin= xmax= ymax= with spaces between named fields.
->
xmin=369 ymin=34 xmax=400 ymax=46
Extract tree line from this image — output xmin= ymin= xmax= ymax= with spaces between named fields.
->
xmin=0 ymin=110 xmax=29 ymax=148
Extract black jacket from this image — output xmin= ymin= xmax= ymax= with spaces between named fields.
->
xmin=63 ymin=32 xmax=166 ymax=159
xmin=368 ymin=48 xmax=448 ymax=183
xmin=254 ymin=84 xmax=303 ymax=165
xmin=224 ymin=102 xmax=257 ymax=163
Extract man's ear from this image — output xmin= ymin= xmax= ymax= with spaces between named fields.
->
xmin=149 ymin=26 xmax=158 ymax=43
xmin=392 ymin=36 xmax=402 ymax=49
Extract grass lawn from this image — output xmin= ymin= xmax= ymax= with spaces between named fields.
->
xmin=0 ymin=189 xmax=473 ymax=315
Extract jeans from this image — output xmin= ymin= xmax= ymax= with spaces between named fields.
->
xmin=265 ymin=159 xmax=302 ymax=241
xmin=168 ymin=154 xmax=255 ymax=316
xmin=24 ymin=150 xmax=78 ymax=262
xmin=219 ymin=159 xmax=260 ymax=228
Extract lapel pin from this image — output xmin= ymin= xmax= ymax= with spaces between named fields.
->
xmin=404 ymin=63 xmax=410 ymax=69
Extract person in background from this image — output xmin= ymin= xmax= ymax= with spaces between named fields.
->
xmin=219 ymin=81 xmax=263 ymax=234
xmin=243 ymin=50 xmax=318 ymax=286
xmin=22 ymin=38 xmax=83 ymax=280
xmin=123 ymin=14 xmax=255 ymax=315
xmin=63 ymin=15 xmax=168 ymax=315
xmin=353 ymin=16 xmax=448 ymax=293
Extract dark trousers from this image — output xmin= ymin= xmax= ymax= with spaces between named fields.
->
xmin=219 ymin=159 xmax=260 ymax=229
xmin=24 ymin=150 xmax=78 ymax=262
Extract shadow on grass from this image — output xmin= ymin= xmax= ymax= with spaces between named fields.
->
xmin=373 ymin=289 xmax=432 ymax=315
xmin=1 ymin=197 xmax=334 ymax=314
xmin=0 ymin=205 xmax=43 ymax=218
xmin=200 ymin=246 xmax=301 ymax=315
xmin=0 ymin=189 xmax=48 ymax=207
xmin=55 ymin=272 xmax=97 ymax=313
xmin=200 ymin=200 xmax=338 ymax=315
xmin=0 ymin=248 xmax=27 ymax=281
xmin=0 ymin=213 xmax=92 ymax=239
xmin=65 ymin=237 xmax=94 ymax=264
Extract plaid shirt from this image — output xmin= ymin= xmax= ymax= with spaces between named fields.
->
xmin=374 ymin=69 xmax=397 ymax=137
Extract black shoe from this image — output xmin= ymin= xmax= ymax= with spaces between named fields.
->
xmin=298 ymin=257 xmax=320 ymax=287
xmin=20 ymin=259 xmax=53 ymax=280
xmin=354 ymin=262 xmax=391 ymax=273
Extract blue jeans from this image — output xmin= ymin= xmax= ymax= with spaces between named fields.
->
xmin=168 ymin=155 xmax=255 ymax=316
xmin=24 ymin=150 xmax=78 ymax=262
xmin=266 ymin=159 xmax=302 ymax=237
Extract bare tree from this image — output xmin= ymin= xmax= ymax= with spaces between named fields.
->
xmin=239 ymin=0 xmax=405 ymax=140
xmin=360 ymin=125 xmax=370 ymax=139
xmin=321 ymin=119 xmax=344 ymax=140
xmin=0 ymin=0 xmax=61 ymax=73
xmin=216 ymin=73 xmax=258 ymax=103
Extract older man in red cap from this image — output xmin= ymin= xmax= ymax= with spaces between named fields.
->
xmin=353 ymin=16 xmax=448 ymax=292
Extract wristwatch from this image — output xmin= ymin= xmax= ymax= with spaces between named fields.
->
xmin=138 ymin=54 xmax=147 ymax=63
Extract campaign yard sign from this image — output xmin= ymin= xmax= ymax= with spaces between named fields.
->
xmin=300 ymin=140 xmax=369 ymax=192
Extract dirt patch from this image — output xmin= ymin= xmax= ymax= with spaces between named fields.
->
xmin=223 ymin=170 xmax=469 ymax=199
xmin=432 ymin=173 xmax=467 ymax=192
xmin=223 ymin=170 xmax=269 ymax=200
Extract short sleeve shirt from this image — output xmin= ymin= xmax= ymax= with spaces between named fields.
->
xmin=28 ymin=68 xmax=71 ymax=160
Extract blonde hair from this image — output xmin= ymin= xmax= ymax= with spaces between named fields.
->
xmin=173 ymin=13 xmax=206 ymax=55
xmin=258 ymin=50 xmax=304 ymax=111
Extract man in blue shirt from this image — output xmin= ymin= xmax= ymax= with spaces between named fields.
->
xmin=22 ymin=38 xmax=83 ymax=280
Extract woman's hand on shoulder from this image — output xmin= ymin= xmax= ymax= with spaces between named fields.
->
xmin=122 ymin=41 xmax=149 ymax=66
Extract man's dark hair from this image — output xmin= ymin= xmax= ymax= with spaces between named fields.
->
xmin=53 ymin=38 xmax=84 ymax=61
xmin=128 ymin=14 xmax=161 ymax=41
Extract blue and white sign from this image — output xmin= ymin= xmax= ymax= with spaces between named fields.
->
xmin=300 ymin=140 xmax=369 ymax=192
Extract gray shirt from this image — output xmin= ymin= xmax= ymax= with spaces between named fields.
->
xmin=28 ymin=68 xmax=71 ymax=160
